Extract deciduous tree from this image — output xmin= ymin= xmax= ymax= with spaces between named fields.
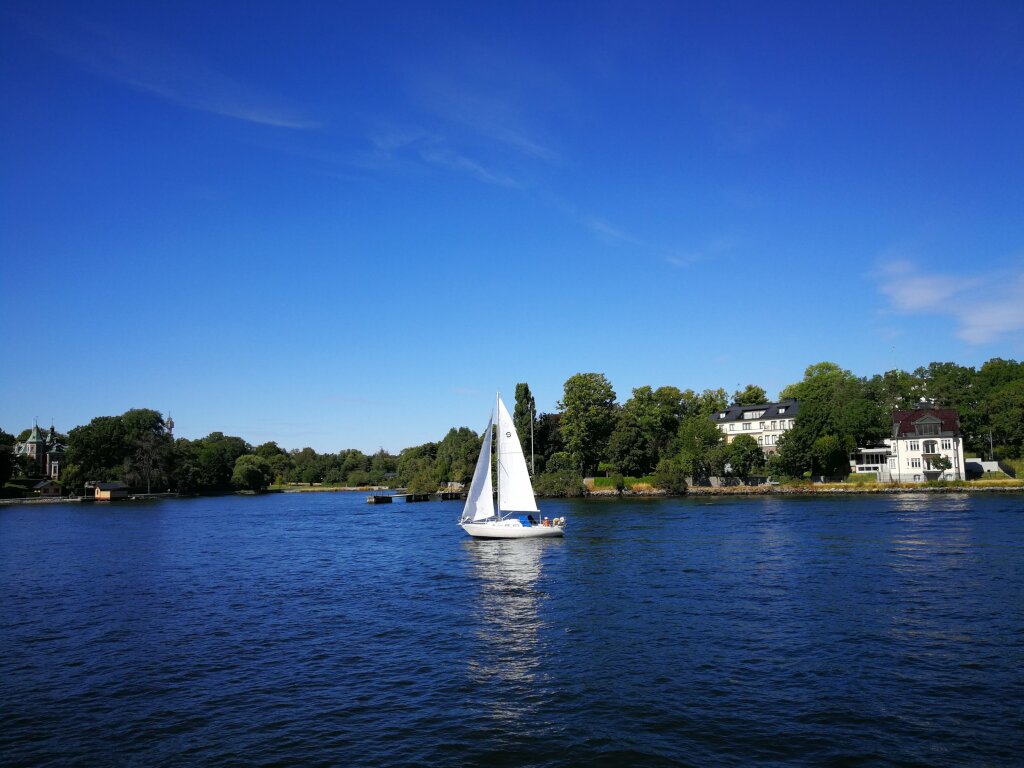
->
xmin=512 ymin=383 xmax=536 ymax=462
xmin=726 ymin=434 xmax=764 ymax=480
xmin=232 ymin=455 xmax=273 ymax=492
xmin=732 ymin=384 xmax=768 ymax=406
xmin=558 ymin=373 xmax=618 ymax=474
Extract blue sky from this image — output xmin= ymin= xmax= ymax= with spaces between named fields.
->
xmin=2 ymin=1 xmax=1022 ymax=452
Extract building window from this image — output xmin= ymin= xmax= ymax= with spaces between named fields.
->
xmin=743 ymin=422 xmax=751 ymax=430
xmin=760 ymin=422 xmax=765 ymax=430
xmin=910 ymin=458 xmax=921 ymax=468
xmin=744 ymin=410 xmax=766 ymax=419
xmin=778 ymin=406 xmax=787 ymax=414
xmin=757 ymin=436 xmax=763 ymax=445
xmin=923 ymin=440 xmax=938 ymax=453
xmin=888 ymin=458 xmax=896 ymax=468
xmin=917 ymin=423 xmax=939 ymax=435
xmin=909 ymin=441 xmax=920 ymax=451
xmin=729 ymin=424 xmax=735 ymax=432
xmin=941 ymin=439 xmax=952 ymax=450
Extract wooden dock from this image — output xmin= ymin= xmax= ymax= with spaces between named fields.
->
xmin=367 ymin=491 xmax=466 ymax=504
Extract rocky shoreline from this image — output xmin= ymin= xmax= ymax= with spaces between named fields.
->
xmin=583 ymin=483 xmax=1023 ymax=498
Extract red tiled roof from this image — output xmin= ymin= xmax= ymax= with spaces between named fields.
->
xmin=892 ymin=408 xmax=960 ymax=437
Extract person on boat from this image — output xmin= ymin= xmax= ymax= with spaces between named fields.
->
xmin=528 ymin=515 xmax=537 ymax=525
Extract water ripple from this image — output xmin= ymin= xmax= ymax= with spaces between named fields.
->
xmin=2 ymin=492 xmax=1023 ymax=766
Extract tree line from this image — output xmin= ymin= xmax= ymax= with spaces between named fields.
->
xmin=539 ymin=358 xmax=1024 ymax=491
xmin=2 ymin=357 xmax=1021 ymax=496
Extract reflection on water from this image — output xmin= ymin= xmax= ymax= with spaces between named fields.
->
xmin=462 ymin=540 xmax=548 ymax=724
xmin=884 ymin=495 xmax=985 ymax=668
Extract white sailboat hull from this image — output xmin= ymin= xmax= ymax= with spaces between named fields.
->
xmin=461 ymin=519 xmax=565 ymax=539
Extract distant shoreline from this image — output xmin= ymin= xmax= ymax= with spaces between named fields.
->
xmin=589 ymin=483 xmax=1024 ymax=498
xmin=2 ymin=482 xmax=1021 ymax=507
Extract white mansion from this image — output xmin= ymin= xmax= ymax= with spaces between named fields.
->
xmin=712 ymin=398 xmax=799 ymax=454
xmin=850 ymin=407 xmax=965 ymax=482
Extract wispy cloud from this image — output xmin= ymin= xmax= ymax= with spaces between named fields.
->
xmin=16 ymin=12 xmax=318 ymax=129
xmin=364 ymin=126 xmax=518 ymax=187
xmin=417 ymin=144 xmax=517 ymax=187
xmin=582 ymin=215 xmax=640 ymax=245
xmin=413 ymin=76 xmax=559 ymax=163
xmin=877 ymin=258 xmax=1024 ymax=344
xmin=664 ymin=234 xmax=740 ymax=268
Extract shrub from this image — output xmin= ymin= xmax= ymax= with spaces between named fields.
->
xmin=533 ymin=471 xmax=586 ymax=497
xmin=653 ymin=458 xmax=688 ymax=494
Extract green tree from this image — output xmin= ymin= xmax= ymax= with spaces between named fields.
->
xmin=653 ymin=456 xmax=688 ymax=493
xmin=406 ymin=469 xmax=439 ymax=494
xmin=865 ymin=369 xmax=923 ymax=411
xmin=672 ymin=415 xmax=725 ymax=485
xmin=811 ymin=434 xmax=854 ymax=477
xmin=558 ymin=373 xmax=618 ymax=474
xmin=726 ymin=434 xmax=764 ymax=480
xmin=606 ymin=415 xmax=655 ymax=477
xmin=512 ymin=383 xmax=537 ymax=464
xmin=696 ymin=388 xmax=729 ymax=417
xmin=288 ymin=447 xmax=321 ymax=484
xmin=396 ymin=442 xmax=438 ymax=487
xmin=232 ymin=455 xmax=273 ymax=492
xmin=546 ymin=452 xmax=575 ymax=473
xmin=339 ymin=449 xmax=370 ymax=484
xmin=914 ymin=361 xmax=978 ymax=446
xmin=128 ymin=432 xmax=171 ymax=493
xmin=64 ymin=409 xmax=171 ymax=490
xmin=608 ymin=386 xmax=687 ymax=474
xmin=191 ymin=432 xmax=251 ymax=492
xmin=651 ymin=386 xmax=690 ymax=444
xmin=369 ymin=449 xmax=396 ymax=484
xmin=255 ymin=441 xmax=287 ymax=458
xmin=928 ymin=454 xmax=954 ymax=476
xmin=532 ymin=412 xmax=563 ymax=474
xmin=982 ymin=377 xmax=1024 ymax=458
xmin=732 ymin=384 xmax=768 ymax=406
xmin=65 ymin=416 xmax=126 ymax=481
xmin=0 ymin=429 xmax=15 ymax=487
xmin=775 ymin=362 xmax=886 ymax=478
xmin=435 ymin=427 xmax=482 ymax=484
xmin=348 ymin=469 xmax=372 ymax=487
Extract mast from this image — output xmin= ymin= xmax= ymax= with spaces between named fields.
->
xmin=530 ymin=403 xmax=535 ymax=476
xmin=495 ymin=391 xmax=501 ymax=519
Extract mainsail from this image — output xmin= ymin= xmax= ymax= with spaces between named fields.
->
xmin=462 ymin=415 xmax=495 ymax=522
xmin=496 ymin=397 xmax=539 ymax=514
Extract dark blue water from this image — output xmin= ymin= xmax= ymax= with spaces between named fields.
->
xmin=2 ymin=492 xmax=1022 ymax=767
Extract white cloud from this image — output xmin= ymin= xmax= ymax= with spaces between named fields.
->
xmin=360 ymin=125 xmax=518 ymax=187
xmin=665 ymin=234 xmax=739 ymax=268
xmin=18 ymin=13 xmax=318 ymax=129
xmin=877 ymin=259 xmax=1024 ymax=345
xmin=582 ymin=216 xmax=639 ymax=244
xmin=417 ymin=145 xmax=518 ymax=188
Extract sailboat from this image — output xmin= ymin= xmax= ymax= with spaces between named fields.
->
xmin=459 ymin=394 xmax=566 ymax=539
